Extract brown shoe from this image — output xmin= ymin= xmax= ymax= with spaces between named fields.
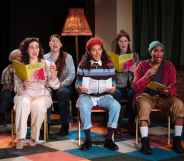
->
xmin=16 ymin=139 xmax=26 ymax=149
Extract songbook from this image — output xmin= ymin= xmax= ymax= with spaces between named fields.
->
xmin=108 ymin=52 xmax=134 ymax=72
xmin=12 ymin=60 xmax=45 ymax=81
xmin=146 ymin=81 xmax=167 ymax=91
xmin=82 ymin=77 xmax=112 ymax=94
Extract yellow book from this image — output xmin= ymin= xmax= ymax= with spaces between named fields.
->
xmin=108 ymin=52 xmax=133 ymax=72
xmin=146 ymin=81 xmax=167 ymax=91
xmin=12 ymin=60 xmax=45 ymax=81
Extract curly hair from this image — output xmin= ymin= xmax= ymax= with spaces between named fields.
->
xmin=19 ymin=37 xmax=43 ymax=64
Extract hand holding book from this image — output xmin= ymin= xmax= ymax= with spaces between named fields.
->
xmin=78 ymin=86 xmax=88 ymax=93
xmin=49 ymin=64 xmax=58 ymax=80
xmin=105 ymin=86 xmax=116 ymax=93
xmin=158 ymin=84 xmax=173 ymax=96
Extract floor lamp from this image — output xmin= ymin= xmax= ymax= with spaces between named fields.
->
xmin=61 ymin=8 xmax=92 ymax=64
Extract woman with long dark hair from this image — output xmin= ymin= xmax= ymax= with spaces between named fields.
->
xmin=111 ymin=30 xmax=139 ymax=136
xmin=44 ymin=34 xmax=75 ymax=136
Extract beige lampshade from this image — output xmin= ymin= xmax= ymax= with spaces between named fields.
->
xmin=61 ymin=8 xmax=92 ymax=36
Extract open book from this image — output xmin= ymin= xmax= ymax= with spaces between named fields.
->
xmin=146 ymin=81 xmax=167 ymax=91
xmin=108 ymin=52 xmax=134 ymax=72
xmin=82 ymin=77 xmax=112 ymax=94
xmin=12 ymin=60 xmax=45 ymax=81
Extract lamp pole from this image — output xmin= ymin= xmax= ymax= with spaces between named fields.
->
xmin=75 ymin=36 xmax=79 ymax=64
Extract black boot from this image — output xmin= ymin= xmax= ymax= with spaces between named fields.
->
xmin=104 ymin=128 xmax=119 ymax=151
xmin=173 ymin=136 xmax=184 ymax=153
xmin=80 ymin=129 xmax=92 ymax=151
xmin=141 ymin=137 xmax=152 ymax=155
xmin=59 ymin=123 xmax=69 ymax=136
xmin=104 ymin=139 xmax=119 ymax=151
xmin=80 ymin=139 xmax=92 ymax=151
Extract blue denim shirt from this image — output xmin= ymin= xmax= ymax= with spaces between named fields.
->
xmin=44 ymin=52 xmax=76 ymax=89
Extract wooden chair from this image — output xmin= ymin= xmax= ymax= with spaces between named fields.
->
xmin=46 ymin=100 xmax=72 ymax=140
xmin=78 ymin=106 xmax=112 ymax=146
xmin=135 ymin=108 xmax=171 ymax=145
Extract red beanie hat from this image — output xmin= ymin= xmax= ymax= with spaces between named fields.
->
xmin=86 ymin=37 xmax=103 ymax=50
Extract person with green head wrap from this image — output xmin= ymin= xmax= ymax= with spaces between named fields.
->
xmin=133 ymin=40 xmax=184 ymax=155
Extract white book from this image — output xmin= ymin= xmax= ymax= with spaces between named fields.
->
xmin=82 ymin=77 xmax=112 ymax=94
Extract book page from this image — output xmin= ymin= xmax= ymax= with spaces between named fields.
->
xmin=12 ymin=60 xmax=28 ymax=80
xmin=13 ymin=60 xmax=45 ymax=81
xmin=82 ymin=77 xmax=112 ymax=94
xmin=98 ymin=78 xmax=112 ymax=93
xmin=27 ymin=63 xmax=45 ymax=81
xmin=146 ymin=81 xmax=167 ymax=91
xmin=119 ymin=53 xmax=134 ymax=71
xmin=82 ymin=77 xmax=99 ymax=94
xmin=108 ymin=52 xmax=119 ymax=72
xmin=108 ymin=52 xmax=133 ymax=72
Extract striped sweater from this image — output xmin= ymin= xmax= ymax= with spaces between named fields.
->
xmin=75 ymin=59 xmax=116 ymax=96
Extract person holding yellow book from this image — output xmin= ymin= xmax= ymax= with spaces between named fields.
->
xmin=133 ymin=41 xmax=184 ymax=154
xmin=110 ymin=30 xmax=139 ymax=136
xmin=14 ymin=37 xmax=60 ymax=149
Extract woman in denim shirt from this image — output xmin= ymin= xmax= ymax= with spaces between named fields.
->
xmin=44 ymin=34 xmax=75 ymax=136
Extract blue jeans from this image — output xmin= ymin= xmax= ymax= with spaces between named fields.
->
xmin=77 ymin=94 xmax=121 ymax=129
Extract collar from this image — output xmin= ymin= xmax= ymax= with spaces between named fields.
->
xmin=90 ymin=60 xmax=102 ymax=66
xmin=48 ymin=52 xmax=59 ymax=62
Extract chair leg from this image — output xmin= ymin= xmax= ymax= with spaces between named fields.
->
xmin=44 ymin=112 xmax=48 ymax=142
xmin=112 ymin=132 xmax=114 ymax=141
xmin=135 ymin=117 xmax=139 ymax=145
xmin=168 ymin=116 xmax=171 ymax=145
xmin=11 ymin=109 xmax=14 ymax=138
xmin=69 ymin=100 xmax=72 ymax=130
xmin=11 ymin=109 xmax=16 ymax=139
xmin=78 ymin=117 xmax=81 ymax=146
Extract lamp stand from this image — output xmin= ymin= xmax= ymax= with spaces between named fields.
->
xmin=75 ymin=36 xmax=79 ymax=64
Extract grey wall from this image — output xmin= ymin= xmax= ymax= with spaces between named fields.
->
xmin=95 ymin=0 xmax=132 ymax=51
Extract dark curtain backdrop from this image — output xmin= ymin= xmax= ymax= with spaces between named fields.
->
xmin=0 ymin=0 xmax=94 ymax=73
xmin=132 ymin=0 xmax=184 ymax=69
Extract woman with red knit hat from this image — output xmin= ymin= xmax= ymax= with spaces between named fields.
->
xmin=75 ymin=37 xmax=121 ymax=151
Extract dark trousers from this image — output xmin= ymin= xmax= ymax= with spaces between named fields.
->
xmin=0 ymin=89 xmax=15 ymax=124
xmin=112 ymin=87 xmax=136 ymax=125
xmin=52 ymin=86 xmax=73 ymax=125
